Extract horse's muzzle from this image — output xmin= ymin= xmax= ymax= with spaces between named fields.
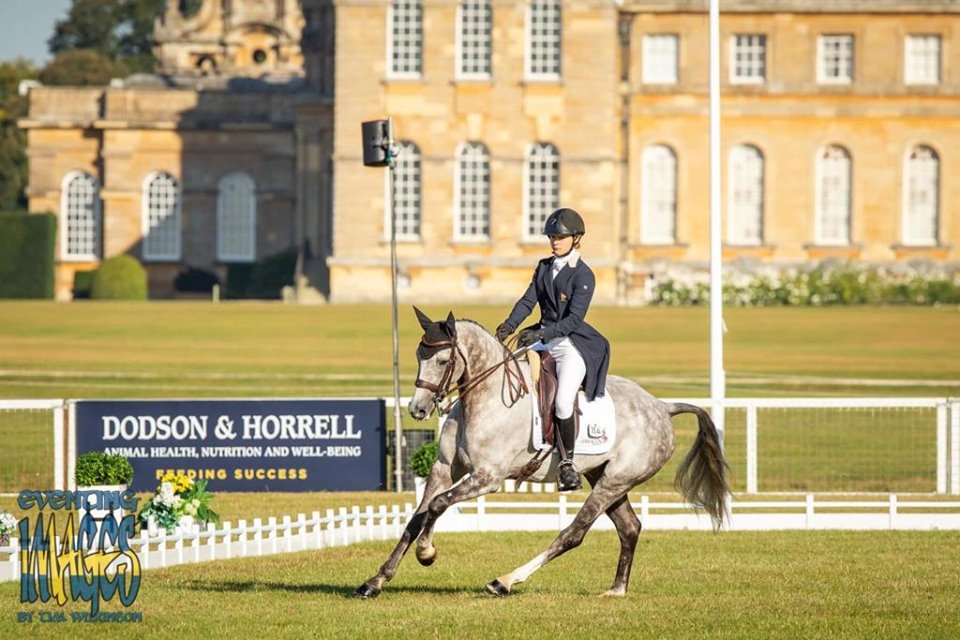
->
xmin=408 ymin=402 xmax=431 ymax=421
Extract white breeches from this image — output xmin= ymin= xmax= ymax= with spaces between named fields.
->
xmin=534 ymin=337 xmax=586 ymax=420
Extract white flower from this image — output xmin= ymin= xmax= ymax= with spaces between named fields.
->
xmin=0 ymin=512 xmax=17 ymax=534
xmin=156 ymin=482 xmax=182 ymax=509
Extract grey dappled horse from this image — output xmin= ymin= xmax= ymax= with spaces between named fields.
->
xmin=355 ymin=311 xmax=729 ymax=598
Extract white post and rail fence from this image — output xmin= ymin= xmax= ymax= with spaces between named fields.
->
xmin=1 ymin=396 xmax=959 ymax=582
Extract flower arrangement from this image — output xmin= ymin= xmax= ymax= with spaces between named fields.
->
xmin=0 ymin=511 xmax=17 ymax=547
xmin=138 ymin=473 xmax=220 ymax=533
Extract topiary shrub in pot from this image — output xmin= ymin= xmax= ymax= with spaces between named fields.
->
xmin=409 ymin=440 xmax=438 ymax=503
xmin=75 ymin=451 xmax=134 ymax=533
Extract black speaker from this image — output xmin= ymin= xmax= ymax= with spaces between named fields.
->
xmin=361 ymin=119 xmax=391 ymax=167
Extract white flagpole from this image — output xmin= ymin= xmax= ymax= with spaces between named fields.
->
xmin=709 ymin=0 xmax=726 ymax=443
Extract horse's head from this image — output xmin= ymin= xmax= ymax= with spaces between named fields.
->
xmin=409 ymin=307 xmax=466 ymax=421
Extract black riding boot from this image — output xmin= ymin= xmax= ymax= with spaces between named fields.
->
xmin=556 ymin=414 xmax=582 ymax=492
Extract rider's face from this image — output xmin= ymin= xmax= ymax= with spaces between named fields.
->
xmin=548 ymin=234 xmax=575 ymax=257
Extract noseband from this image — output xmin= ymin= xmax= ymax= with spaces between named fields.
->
xmin=414 ymin=335 xmax=468 ymax=413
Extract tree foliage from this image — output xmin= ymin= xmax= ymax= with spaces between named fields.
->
xmin=0 ymin=59 xmax=38 ymax=210
xmin=39 ymin=49 xmax=130 ymax=86
xmin=48 ymin=0 xmax=166 ymax=73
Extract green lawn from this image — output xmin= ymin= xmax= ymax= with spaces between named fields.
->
xmin=0 ymin=302 xmax=957 ymax=399
xmin=1 ymin=530 xmax=957 ymax=639
xmin=0 ymin=302 xmax=956 ymax=495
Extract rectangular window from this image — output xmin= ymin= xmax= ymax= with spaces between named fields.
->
xmin=455 ymin=143 xmax=490 ymax=241
xmin=457 ymin=0 xmax=492 ymax=79
xmin=905 ymin=35 xmax=941 ymax=85
xmin=818 ymin=34 xmax=854 ymax=84
xmin=525 ymin=0 xmax=561 ymax=80
xmin=388 ymin=0 xmax=423 ymax=78
xmin=523 ymin=143 xmax=560 ymax=239
xmin=642 ymin=34 xmax=679 ymax=85
xmin=731 ymin=34 xmax=766 ymax=84
xmin=386 ymin=141 xmax=422 ymax=241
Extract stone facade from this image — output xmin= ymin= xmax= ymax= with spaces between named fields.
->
xmin=329 ymin=0 xmax=960 ymax=304
xmin=21 ymin=0 xmax=960 ymax=303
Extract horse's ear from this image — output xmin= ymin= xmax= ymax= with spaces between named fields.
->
xmin=413 ymin=306 xmax=432 ymax=332
xmin=444 ymin=311 xmax=456 ymax=336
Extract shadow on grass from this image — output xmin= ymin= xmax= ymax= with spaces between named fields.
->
xmin=180 ymin=579 xmax=467 ymax=598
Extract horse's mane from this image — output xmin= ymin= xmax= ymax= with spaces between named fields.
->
xmin=456 ymin=318 xmax=491 ymax=335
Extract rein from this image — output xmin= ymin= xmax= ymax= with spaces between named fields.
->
xmin=415 ymin=333 xmax=529 ymax=416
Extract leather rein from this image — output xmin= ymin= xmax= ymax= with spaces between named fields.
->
xmin=414 ymin=334 xmax=529 ymax=416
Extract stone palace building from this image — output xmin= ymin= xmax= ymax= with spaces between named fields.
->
xmin=21 ymin=0 xmax=960 ymax=302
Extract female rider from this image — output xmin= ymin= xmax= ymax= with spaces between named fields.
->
xmin=496 ymin=208 xmax=610 ymax=491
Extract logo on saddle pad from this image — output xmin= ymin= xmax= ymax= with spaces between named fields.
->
xmin=531 ymin=390 xmax=616 ymax=455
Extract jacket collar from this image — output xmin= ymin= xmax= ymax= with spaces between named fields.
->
xmin=552 ymin=248 xmax=580 ymax=270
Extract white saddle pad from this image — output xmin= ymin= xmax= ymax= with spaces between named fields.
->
xmin=530 ymin=387 xmax=616 ymax=455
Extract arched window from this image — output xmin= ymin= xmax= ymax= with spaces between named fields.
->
xmin=523 ymin=142 xmax=560 ymax=239
xmin=454 ymin=142 xmax=490 ymax=241
xmin=60 ymin=171 xmax=101 ymax=260
xmin=217 ymin=172 xmax=256 ymax=262
xmin=387 ymin=0 xmax=423 ymax=78
xmin=457 ymin=0 xmax=492 ymax=79
xmin=815 ymin=145 xmax=851 ymax=246
xmin=526 ymin=0 xmax=562 ymax=79
xmin=641 ymin=145 xmax=677 ymax=244
xmin=728 ymin=145 xmax=764 ymax=245
xmin=142 ymin=172 xmax=182 ymax=261
xmin=386 ymin=141 xmax=421 ymax=240
xmin=903 ymin=145 xmax=939 ymax=246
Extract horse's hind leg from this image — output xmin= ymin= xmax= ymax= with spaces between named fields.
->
xmin=486 ymin=483 xmax=626 ymax=596
xmin=601 ymin=495 xmax=642 ymax=597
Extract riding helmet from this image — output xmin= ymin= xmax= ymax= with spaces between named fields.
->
xmin=543 ymin=208 xmax=585 ymax=236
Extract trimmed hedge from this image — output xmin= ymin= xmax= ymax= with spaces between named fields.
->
xmin=91 ymin=255 xmax=148 ymax=300
xmin=73 ymin=269 xmax=96 ymax=299
xmin=225 ymin=247 xmax=297 ymax=299
xmin=0 ymin=211 xmax=56 ymax=299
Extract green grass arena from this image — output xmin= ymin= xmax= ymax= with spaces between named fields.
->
xmin=1 ymin=530 xmax=958 ymax=639
xmin=0 ymin=302 xmax=957 ymax=636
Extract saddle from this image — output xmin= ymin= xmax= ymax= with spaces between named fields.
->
xmin=534 ymin=350 xmax=579 ymax=448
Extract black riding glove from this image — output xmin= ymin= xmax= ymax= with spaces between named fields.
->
xmin=517 ymin=328 xmax=544 ymax=348
xmin=495 ymin=323 xmax=512 ymax=342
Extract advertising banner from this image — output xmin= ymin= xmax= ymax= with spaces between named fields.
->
xmin=74 ymin=399 xmax=386 ymax=492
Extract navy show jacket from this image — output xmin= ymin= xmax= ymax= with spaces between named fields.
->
xmin=503 ymin=254 xmax=610 ymax=401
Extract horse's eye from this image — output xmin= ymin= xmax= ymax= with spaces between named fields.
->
xmin=437 ymin=359 xmax=449 ymax=366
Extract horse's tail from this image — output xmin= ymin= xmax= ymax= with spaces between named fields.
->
xmin=667 ymin=402 xmax=731 ymax=531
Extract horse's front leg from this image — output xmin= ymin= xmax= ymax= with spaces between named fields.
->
xmin=414 ymin=459 xmax=458 ymax=566
xmin=354 ymin=467 xmax=500 ymax=598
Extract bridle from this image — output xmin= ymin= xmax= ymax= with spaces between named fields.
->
xmin=414 ymin=335 xmax=468 ymax=414
xmin=414 ymin=331 xmax=529 ymax=416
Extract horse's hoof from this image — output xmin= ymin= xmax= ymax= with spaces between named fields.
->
xmin=416 ymin=547 xmax=437 ymax=566
xmin=485 ymin=579 xmax=510 ymax=597
xmin=353 ymin=583 xmax=380 ymax=599
xmin=600 ymin=588 xmax=626 ymax=597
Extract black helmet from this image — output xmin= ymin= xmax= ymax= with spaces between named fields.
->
xmin=543 ymin=208 xmax=585 ymax=236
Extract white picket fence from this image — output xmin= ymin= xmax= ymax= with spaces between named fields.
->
xmin=3 ymin=493 xmax=960 ymax=583
xmin=2 ymin=396 xmax=959 ymax=494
